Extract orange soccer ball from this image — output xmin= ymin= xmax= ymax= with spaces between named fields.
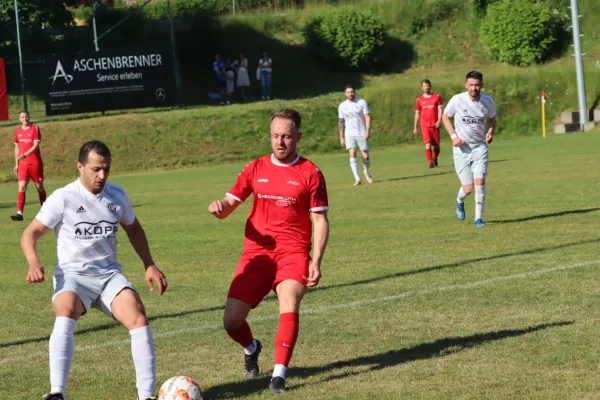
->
xmin=158 ymin=376 xmax=203 ymax=400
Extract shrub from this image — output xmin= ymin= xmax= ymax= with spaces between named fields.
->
xmin=303 ymin=9 xmax=385 ymax=69
xmin=480 ymin=0 xmax=567 ymax=66
xmin=410 ymin=0 xmax=461 ymax=34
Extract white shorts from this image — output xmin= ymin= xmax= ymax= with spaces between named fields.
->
xmin=346 ymin=136 xmax=370 ymax=151
xmin=52 ymin=272 xmax=136 ymax=318
xmin=453 ymin=145 xmax=488 ymax=185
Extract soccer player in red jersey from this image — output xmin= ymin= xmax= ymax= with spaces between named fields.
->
xmin=414 ymin=79 xmax=443 ymax=168
xmin=208 ymin=109 xmax=330 ymax=394
xmin=11 ymin=109 xmax=47 ymax=221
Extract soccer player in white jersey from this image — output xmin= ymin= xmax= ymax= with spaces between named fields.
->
xmin=20 ymin=141 xmax=168 ymax=400
xmin=338 ymin=84 xmax=373 ymax=185
xmin=442 ymin=71 xmax=496 ymax=228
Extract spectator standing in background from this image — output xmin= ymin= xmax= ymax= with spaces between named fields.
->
xmin=225 ymin=59 xmax=235 ymax=105
xmin=258 ymin=52 xmax=272 ymax=100
xmin=213 ymin=54 xmax=227 ymax=105
xmin=232 ymin=53 xmax=251 ymax=102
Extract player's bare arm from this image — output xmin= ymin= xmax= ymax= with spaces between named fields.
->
xmin=442 ymin=114 xmax=464 ymax=147
xmin=486 ymin=116 xmax=496 ymax=144
xmin=364 ymin=113 xmax=371 ymax=140
xmin=208 ymin=195 xmax=240 ymax=219
xmin=338 ymin=118 xmax=346 ymax=148
xmin=13 ymin=143 xmax=19 ymax=174
xmin=413 ymin=111 xmax=421 ymax=136
xmin=19 ymin=141 xmax=40 ymax=161
xmin=21 ymin=218 xmax=52 ymax=283
xmin=121 ymin=217 xmax=168 ymax=295
xmin=308 ymin=211 xmax=329 ymax=287
xmin=436 ymin=106 xmax=443 ymax=128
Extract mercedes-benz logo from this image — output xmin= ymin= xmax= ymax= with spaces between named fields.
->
xmin=155 ymin=88 xmax=167 ymax=101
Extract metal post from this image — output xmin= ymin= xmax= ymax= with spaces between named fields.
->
xmin=13 ymin=0 xmax=27 ymax=110
xmin=167 ymin=0 xmax=183 ymax=106
xmin=232 ymin=0 xmax=236 ymax=16
xmin=92 ymin=0 xmax=100 ymax=51
xmin=569 ymin=0 xmax=587 ymax=130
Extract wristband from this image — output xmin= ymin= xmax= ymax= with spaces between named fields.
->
xmin=450 ymin=134 xmax=458 ymax=140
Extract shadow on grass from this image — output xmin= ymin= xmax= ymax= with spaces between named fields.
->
xmin=0 ymin=202 xmax=14 ymax=209
xmin=1 ymin=237 xmax=595 ymax=349
xmin=489 ymin=208 xmax=600 ymax=224
xmin=204 ymin=321 xmax=573 ymax=398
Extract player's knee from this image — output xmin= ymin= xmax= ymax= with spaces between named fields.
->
xmin=425 ymin=143 xmax=431 ymax=150
xmin=223 ymin=314 xmax=244 ymax=332
xmin=463 ymin=186 xmax=474 ymax=196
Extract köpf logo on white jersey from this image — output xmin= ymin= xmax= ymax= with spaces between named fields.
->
xmin=74 ymin=220 xmax=119 ymax=239
xmin=49 ymin=61 xmax=74 ymax=85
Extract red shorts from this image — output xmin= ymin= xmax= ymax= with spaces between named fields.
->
xmin=421 ymin=127 xmax=440 ymax=145
xmin=228 ymin=250 xmax=310 ymax=308
xmin=17 ymin=163 xmax=44 ymax=183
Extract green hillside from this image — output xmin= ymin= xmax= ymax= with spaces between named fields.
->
xmin=1 ymin=0 xmax=599 ymax=180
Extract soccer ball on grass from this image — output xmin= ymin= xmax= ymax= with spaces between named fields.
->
xmin=158 ymin=376 xmax=203 ymax=400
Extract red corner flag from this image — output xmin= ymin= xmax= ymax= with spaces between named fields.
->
xmin=541 ymin=90 xmax=547 ymax=104
xmin=0 ymin=58 xmax=8 ymax=121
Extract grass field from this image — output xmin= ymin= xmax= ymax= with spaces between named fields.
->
xmin=1 ymin=131 xmax=599 ymax=399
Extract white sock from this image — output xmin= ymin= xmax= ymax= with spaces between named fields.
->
xmin=363 ymin=158 xmax=371 ymax=173
xmin=17 ymin=211 xmax=23 ymax=215
xmin=475 ymin=185 xmax=486 ymax=220
xmin=457 ymin=187 xmax=468 ymax=203
xmin=49 ymin=317 xmax=77 ymax=395
xmin=130 ymin=326 xmax=156 ymax=399
xmin=244 ymin=339 xmax=257 ymax=355
xmin=273 ymin=364 xmax=287 ymax=379
xmin=350 ymin=158 xmax=360 ymax=181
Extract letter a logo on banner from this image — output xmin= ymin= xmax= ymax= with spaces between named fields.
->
xmin=0 ymin=58 xmax=8 ymax=121
xmin=49 ymin=61 xmax=73 ymax=85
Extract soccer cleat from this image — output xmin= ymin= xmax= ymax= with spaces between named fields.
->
xmin=269 ymin=377 xmax=286 ymax=394
xmin=455 ymin=202 xmax=465 ymax=220
xmin=429 ymin=163 xmax=434 ymax=169
xmin=353 ymin=179 xmax=361 ymax=186
xmin=138 ymin=397 xmax=157 ymax=400
xmin=363 ymin=170 xmax=373 ymax=184
xmin=434 ymin=159 xmax=439 ymax=167
xmin=10 ymin=214 xmax=24 ymax=221
xmin=244 ymin=339 xmax=262 ymax=378
xmin=474 ymin=218 xmax=486 ymax=228
xmin=42 ymin=393 xmax=64 ymax=400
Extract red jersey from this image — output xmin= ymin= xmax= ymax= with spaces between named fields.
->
xmin=14 ymin=124 xmax=42 ymax=164
xmin=416 ymin=93 xmax=443 ymax=128
xmin=227 ymin=154 xmax=329 ymax=253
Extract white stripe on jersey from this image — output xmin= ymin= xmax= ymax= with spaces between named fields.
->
xmin=338 ymin=98 xmax=370 ymax=137
xmin=444 ymin=92 xmax=496 ymax=147
xmin=36 ymin=179 xmax=136 ymax=276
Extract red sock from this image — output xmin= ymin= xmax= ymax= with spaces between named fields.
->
xmin=274 ymin=312 xmax=299 ymax=366
xmin=39 ymin=189 xmax=47 ymax=206
xmin=425 ymin=149 xmax=433 ymax=165
xmin=434 ymin=147 xmax=440 ymax=160
xmin=17 ymin=192 xmax=25 ymax=213
xmin=225 ymin=321 xmax=254 ymax=348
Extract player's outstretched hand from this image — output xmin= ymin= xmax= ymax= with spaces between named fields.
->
xmin=145 ymin=265 xmax=168 ymax=295
xmin=27 ymin=265 xmax=45 ymax=284
xmin=208 ymin=200 xmax=226 ymax=216
xmin=306 ymin=262 xmax=321 ymax=287
xmin=452 ymin=137 xmax=464 ymax=147
xmin=13 ymin=165 xmax=18 ymax=175
xmin=413 ymin=128 xmax=418 ymax=136
xmin=364 ymin=131 xmax=370 ymax=140
xmin=485 ymin=132 xmax=494 ymax=144
xmin=340 ymin=138 xmax=346 ymax=149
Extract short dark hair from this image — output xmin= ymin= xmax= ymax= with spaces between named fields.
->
xmin=345 ymin=84 xmax=355 ymax=91
xmin=79 ymin=141 xmax=111 ymax=165
xmin=421 ymin=79 xmax=431 ymax=86
xmin=466 ymin=71 xmax=483 ymax=81
xmin=271 ymin=109 xmax=301 ymax=130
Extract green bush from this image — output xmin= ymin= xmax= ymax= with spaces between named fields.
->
xmin=303 ymin=9 xmax=385 ymax=69
xmin=480 ymin=0 xmax=567 ymax=66
xmin=410 ymin=0 xmax=461 ymax=34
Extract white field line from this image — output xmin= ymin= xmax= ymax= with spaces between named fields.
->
xmin=1 ymin=260 xmax=597 ymax=365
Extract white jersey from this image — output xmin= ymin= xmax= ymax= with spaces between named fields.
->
xmin=444 ymin=92 xmax=496 ymax=148
xmin=338 ymin=98 xmax=370 ymax=137
xmin=36 ymin=179 xmax=136 ymax=276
